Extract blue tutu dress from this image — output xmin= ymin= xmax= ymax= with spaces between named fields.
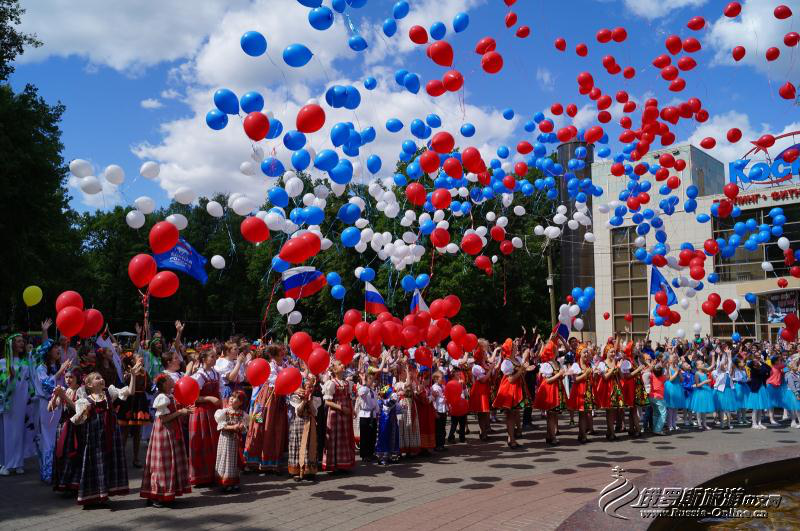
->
xmin=713 ymin=373 xmax=738 ymax=412
xmin=664 ymin=369 xmax=686 ymax=409
xmin=745 ymin=384 xmax=771 ymax=410
xmin=732 ymin=374 xmax=749 ymax=409
xmin=783 ymin=371 xmax=800 ymax=411
xmin=689 ymin=373 xmax=716 ymax=414
xmin=767 ymin=384 xmax=786 ymax=409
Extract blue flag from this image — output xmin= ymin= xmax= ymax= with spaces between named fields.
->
xmin=650 ymin=267 xmax=677 ymax=306
xmin=153 ymin=238 xmax=208 ymax=285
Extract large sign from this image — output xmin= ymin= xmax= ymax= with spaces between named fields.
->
xmin=728 ymin=132 xmax=800 ymax=187
xmin=766 ymin=291 xmax=797 ymax=324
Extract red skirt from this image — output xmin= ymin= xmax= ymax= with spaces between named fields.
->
xmin=595 ymin=376 xmax=625 ymax=409
xmin=533 ymin=379 xmax=564 ymax=411
xmin=469 ymin=380 xmax=491 ymax=413
xmin=244 ymin=386 xmax=288 ymax=471
xmin=140 ymin=415 xmax=191 ymax=501
xmin=415 ymin=395 xmax=436 ymax=449
xmin=621 ymin=377 xmax=635 ymax=407
xmin=492 ymin=376 xmax=523 ymax=410
xmin=322 ymin=386 xmax=356 ymax=471
xmin=189 ymin=405 xmax=219 ymax=485
xmin=567 ymin=377 xmax=595 ymax=412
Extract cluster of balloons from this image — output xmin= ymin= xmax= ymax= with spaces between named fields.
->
xmin=54 ymin=290 xmax=104 ymax=339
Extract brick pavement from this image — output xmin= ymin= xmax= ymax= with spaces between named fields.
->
xmin=1 ymin=417 xmax=798 ymax=531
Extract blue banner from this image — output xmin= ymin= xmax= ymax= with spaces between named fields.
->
xmin=650 ymin=267 xmax=677 ymax=306
xmin=153 ymin=238 xmax=208 ymax=285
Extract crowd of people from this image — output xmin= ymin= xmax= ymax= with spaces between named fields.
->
xmin=1 ymin=318 xmax=799 ymax=509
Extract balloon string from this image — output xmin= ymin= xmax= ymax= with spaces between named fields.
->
xmin=260 ymin=278 xmax=280 ymax=340
xmin=503 ymin=260 xmax=507 ymax=307
xmin=264 ymin=51 xmax=291 ymax=115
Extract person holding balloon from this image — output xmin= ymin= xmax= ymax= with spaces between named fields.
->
xmin=188 ymin=348 xmax=222 ymax=485
xmin=140 ymin=374 xmax=194 ymax=506
xmin=244 ymin=344 xmax=289 ymax=474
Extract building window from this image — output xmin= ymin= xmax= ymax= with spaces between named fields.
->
xmin=711 ymin=309 xmax=756 ymax=340
xmin=611 ymin=227 xmax=649 ymax=339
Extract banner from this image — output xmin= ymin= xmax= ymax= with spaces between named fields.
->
xmin=766 ymin=291 xmax=797 ymax=323
xmin=153 ymin=238 xmax=208 ymax=285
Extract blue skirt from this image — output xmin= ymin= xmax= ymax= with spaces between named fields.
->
xmin=733 ymin=383 xmax=749 ymax=408
xmin=714 ymin=387 xmax=738 ymax=412
xmin=768 ymin=385 xmax=786 ymax=409
xmin=375 ymin=410 xmax=399 ymax=457
xmin=664 ymin=380 xmax=686 ymax=409
xmin=690 ymin=386 xmax=716 ymax=414
xmin=783 ymin=387 xmax=800 ymax=411
xmin=745 ymin=385 xmax=771 ymax=410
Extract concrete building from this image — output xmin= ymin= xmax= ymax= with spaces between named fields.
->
xmin=590 ymin=143 xmax=800 ymax=343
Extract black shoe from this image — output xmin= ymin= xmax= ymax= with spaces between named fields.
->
xmin=447 ymin=436 xmax=456 ymax=444
xmin=459 ymin=437 xmax=466 ymax=443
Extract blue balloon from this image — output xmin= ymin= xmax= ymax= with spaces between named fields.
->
xmin=260 ymin=157 xmax=285 ymax=177
xmin=402 ymin=140 xmax=417 ymax=154
xmin=686 ymin=184 xmax=699 ymax=199
xmin=731 ymin=332 xmax=741 ymax=343
xmin=331 ymin=285 xmax=346 ymax=300
xmin=297 ymin=0 xmax=322 ymax=6
xmin=430 ymin=21 xmax=446 ymax=40
xmin=344 ymin=86 xmax=361 ymax=109
xmin=303 ymin=206 xmax=324 ymax=225
xmin=213 ymin=88 xmax=239 ymax=115
xmin=359 ymin=267 xmax=376 ymax=282
xmin=571 ymin=287 xmax=583 ymax=300
xmin=271 ymin=256 xmax=290 ymax=273
xmin=205 ymin=109 xmax=228 ymax=130
xmin=386 ymin=118 xmax=403 ymax=133
xmin=330 ymin=159 xmax=354 ymax=184
xmin=745 ymin=292 xmax=757 ymax=304
xmin=341 ymin=227 xmax=360 ymax=247
xmin=283 ymin=43 xmax=313 ymax=67
xmin=291 ymin=149 xmax=311 ymax=171
xmin=415 ymin=274 xmax=430 ymax=289
xmin=403 ymin=72 xmax=421 ymax=94
xmin=240 ymin=31 xmax=267 ymax=57
xmin=240 ymin=91 xmax=264 ymax=113
xmin=337 ymin=203 xmax=361 ymax=224
xmin=330 ymin=122 xmax=350 ymax=146
xmin=308 ymin=6 xmax=334 ymax=30
xmin=584 ymin=287 xmax=595 ymax=300
xmin=453 ymin=12 xmax=469 ymax=32
xmin=426 ymin=113 xmax=442 ymax=128
xmin=268 ymin=187 xmax=289 ymax=208
xmin=383 ymin=18 xmax=397 ymax=37
xmin=364 ymin=76 xmax=377 ymax=90
xmin=577 ymin=296 xmax=590 ymax=312
xmin=497 ymin=146 xmax=510 ymax=159
xmin=367 ymin=154 xmax=382 ymax=174
xmin=393 ymin=0 xmax=409 ymax=19
xmin=265 ymin=117 xmax=283 ymax=140
xmin=314 ymin=149 xmax=339 ymax=171
xmin=393 ymin=173 xmax=407 ymax=186
xmin=331 ymin=0 xmax=346 ymax=12
xmin=283 ymin=130 xmax=306 ymax=151
xmin=502 ymin=108 xmax=514 ymax=120
xmin=457 ymin=122 xmax=475 ymax=137
xmin=394 ymin=69 xmax=408 ymax=85
xmin=326 ymin=272 xmax=342 ymax=286
xmin=361 ymin=126 xmax=376 ymax=144
xmin=347 ymin=0 xmax=368 ymax=8
xmin=420 ymin=219 xmax=435 ymax=235
xmin=349 ymin=35 xmax=368 ymax=51
xmin=401 ymin=275 xmax=416 ymax=292
xmin=697 ymin=214 xmax=711 ymax=223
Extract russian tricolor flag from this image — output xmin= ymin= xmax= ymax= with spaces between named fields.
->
xmin=410 ymin=288 xmax=429 ymax=314
xmin=364 ymin=282 xmax=389 ymax=314
xmin=282 ymin=267 xmax=327 ymax=299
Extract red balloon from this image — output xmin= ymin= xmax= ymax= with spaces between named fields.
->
xmin=723 ymin=183 xmax=739 ymax=200
xmin=504 ymin=11 xmax=517 ymax=27
xmin=462 ymin=333 xmax=478 ymax=352
xmin=55 ymin=290 xmax=84 ymax=313
xmin=405 ymin=182 xmax=427 ymax=206
xmin=700 ymin=137 xmax=716 ymax=149
xmin=307 ymin=347 xmax=330 ymax=374
xmin=246 ymin=358 xmax=271 ymax=387
xmin=343 ymin=309 xmax=362 ymax=327
xmin=275 ymin=367 xmax=302 ymax=395
xmin=575 ymin=43 xmax=588 ymax=56
xmin=722 ymin=299 xmax=737 ymax=315
xmin=444 ymin=295 xmax=461 ymax=318
xmin=677 ymin=56 xmax=697 ymax=71
xmin=612 ymin=27 xmax=627 ymax=42
xmin=444 ymin=380 xmax=462 ymax=403
xmin=462 ymin=147 xmax=485 ymax=173
xmin=784 ymin=313 xmax=800 ymax=332
xmin=666 ymin=175 xmax=681 ymax=189
xmin=724 ymin=2 xmax=741 ymax=17
xmin=426 ymin=324 xmax=442 ymax=345
xmin=766 ymin=47 xmax=780 ymax=62
xmin=56 ymin=306 xmax=85 ymax=337
xmin=149 ymin=221 xmax=179 ymax=254
xmin=431 ymin=131 xmax=455 ymax=154
xmin=596 ymin=28 xmax=612 ymax=43
xmin=426 ymin=79 xmax=445 ymax=97
xmin=279 ymin=232 xmax=320 ymax=263
xmin=515 ymin=25 xmax=530 ymax=38
xmin=368 ymin=321 xmax=385 ymax=345
xmin=727 ymin=128 xmax=742 ymax=143
xmin=428 ymin=41 xmax=454 ymax=67
xmin=690 ymin=266 xmax=705 ymax=281
xmin=490 ymin=225 xmax=506 ymax=242
xmin=778 ymin=278 xmax=789 ymax=289
xmin=354 ymin=321 xmax=370 ymax=345
xmin=431 ymin=227 xmax=451 ymax=248
xmin=174 ymin=376 xmax=200 ymax=406
xmin=687 ymin=16 xmax=705 ymax=30
xmin=499 ymin=240 xmax=513 ymax=255
xmin=447 ymin=341 xmax=463 ymax=360
xmin=781 ymin=328 xmax=797 ymax=342
xmin=78 ymin=309 xmax=104 ymax=339
xmin=665 ymin=35 xmax=682 ymax=55
xmin=779 ymin=82 xmax=796 ymax=100
xmin=461 ymin=233 xmax=483 ymax=255
xmin=419 ymin=150 xmax=440 ymax=173
xmin=240 ymin=216 xmax=270 ymax=243
xmin=708 ymin=293 xmax=722 ymax=308
xmin=624 ymin=313 xmax=633 ymax=322
xmin=290 ymin=331 xmax=313 ymax=360
xmin=775 ymin=4 xmax=793 ymax=19
xmin=243 ymin=111 xmax=270 ymax=141
xmin=704 ymin=239 xmax=719 ymax=255
xmin=481 ymin=51 xmax=503 ymax=74
xmin=436 ymin=318 xmax=452 ymax=338
xmin=296 ymin=104 xmax=325 ymax=133
xmin=683 ymin=37 xmax=701 ymax=53
xmin=577 ymin=71 xmax=593 ymax=88
xmin=415 ymin=311 xmax=432 ymax=330
xmin=554 ymin=37 xmax=566 ymax=51
xmin=652 ymin=54 xmax=671 ymax=68
xmin=443 ymin=69 xmax=464 ymax=92
xmin=475 ymin=36 xmax=497 ymax=54
xmin=603 ymin=312 xmax=610 ymax=320
xmin=128 ymin=254 xmax=157 ymax=288
xmin=335 ymin=344 xmax=354 ymax=365
xmin=450 ymin=324 xmax=466 ymax=345
xmin=429 ymin=299 xmax=446 ymax=320
xmin=409 ymin=25 xmax=428 ymax=44
xmin=654 ymin=291 xmax=668 ymax=306
xmin=431 ymin=188 xmax=452 ymax=209
xmin=657 ymin=305 xmax=670 ymax=317
xmin=149 ymin=271 xmax=179 ymax=298
xmin=442 ymin=157 xmax=462 ymax=178
xmin=623 ymin=66 xmax=635 ymax=79
xmin=785 ymin=32 xmax=800 ymax=47
xmin=732 ymin=46 xmax=746 ymax=62
xmin=336 ymin=324 xmax=354 ymax=344
xmin=414 ymin=346 xmax=432 ymax=367
xmin=701 ymin=301 xmax=717 ymax=316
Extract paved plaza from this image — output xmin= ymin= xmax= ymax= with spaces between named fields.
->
xmin=2 ymin=418 xmax=798 ymax=531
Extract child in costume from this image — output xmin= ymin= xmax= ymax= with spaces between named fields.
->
xmin=287 ymin=379 xmax=320 ymax=481
xmin=51 ymin=368 xmax=83 ymax=493
xmin=375 ymin=385 xmax=400 ymax=465
xmin=215 ymin=389 xmax=247 ymax=490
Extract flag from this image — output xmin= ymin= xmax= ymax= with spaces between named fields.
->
xmin=153 ymin=238 xmax=208 ymax=285
xmin=650 ymin=267 xmax=678 ymax=305
xmin=553 ymin=323 xmax=569 ymax=341
xmin=282 ymin=267 xmax=327 ymax=299
xmin=364 ymin=282 xmax=389 ymax=314
xmin=410 ymin=288 xmax=429 ymax=314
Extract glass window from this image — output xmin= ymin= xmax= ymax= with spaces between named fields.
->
xmin=610 ymin=227 xmax=649 ymax=336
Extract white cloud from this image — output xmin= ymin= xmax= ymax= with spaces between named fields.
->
xmin=160 ymin=89 xmax=181 ymax=100
xmin=17 ymin=0 xmax=250 ymax=72
xmin=536 ymin=68 xmax=555 ymax=92
xmin=140 ymin=98 xmax=163 ymax=109
xmin=621 ymin=0 xmax=708 ymax=20
xmin=706 ymin=0 xmax=800 ymax=79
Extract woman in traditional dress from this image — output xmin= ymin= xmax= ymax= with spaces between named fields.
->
xmin=395 ymin=363 xmax=421 ymax=455
xmin=214 ymin=389 xmax=247 ymax=491
xmin=140 ymin=374 xmax=193 ymax=506
xmin=619 ymin=344 xmax=645 ymax=437
xmin=116 ymin=354 xmax=151 ymax=468
xmin=189 ymin=348 xmax=222 ymax=485
xmin=596 ymin=340 xmax=625 ymax=441
xmin=533 ymin=335 xmax=567 ymax=446
xmin=245 ymin=344 xmax=289 ymax=473
xmin=322 ymin=361 xmax=356 ymax=472
xmin=288 ymin=377 xmax=320 ymax=481
xmin=415 ymin=369 xmax=437 ymax=455
xmin=70 ymin=368 xmax=134 ymax=506
xmin=51 ymin=368 xmax=83 ymax=493
xmin=494 ymin=339 xmax=528 ymax=448
xmin=36 ymin=341 xmax=71 ymax=483
xmin=214 ymin=342 xmax=245 ymax=405
xmin=469 ymin=341 xmax=492 ymax=441
xmin=567 ymin=344 xmax=595 ymax=444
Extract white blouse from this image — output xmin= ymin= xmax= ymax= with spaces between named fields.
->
xmin=71 ymin=384 xmax=131 ymax=424
xmin=472 ymin=365 xmax=487 ymax=380
xmin=192 ymin=368 xmax=222 ymax=394
xmin=323 ymin=379 xmax=346 ymax=401
xmin=288 ymin=394 xmax=322 ymax=416
xmin=214 ymin=407 xmax=247 ymax=433
xmin=539 ymin=362 xmax=556 ymax=378
xmin=153 ymin=393 xmax=173 ymax=417
xmin=215 ymin=357 xmax=244 ymax=383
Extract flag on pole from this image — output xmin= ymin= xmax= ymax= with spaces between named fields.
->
xmin=364 ymin=282 xmax=389 ymax=314
xmin=282 ymin=267 xmax=327 ymax=299
xmin=410 ymin=288 xmax=429 ymax=314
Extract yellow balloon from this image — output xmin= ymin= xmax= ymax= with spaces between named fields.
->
xmin=23 ymin=285 xmax=43 ymax=307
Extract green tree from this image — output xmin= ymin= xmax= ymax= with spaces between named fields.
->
xmin=0 ymin=0 xmax=41 ymax=82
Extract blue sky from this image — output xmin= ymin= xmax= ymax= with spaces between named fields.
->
xmin=11 ymin=0 xmax=800 ymax=212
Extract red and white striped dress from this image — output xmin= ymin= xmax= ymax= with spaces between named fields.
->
xmin=140 ymin=394 xmax=191 ymax=502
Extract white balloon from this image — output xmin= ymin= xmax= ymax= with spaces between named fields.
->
xmin=349 ymin=197 xmax=366 ymax=211
xmin=277 ymin=298 xmax=295 ymax=315
xmin=553 ymin=213 xmax=567 ymax=225
xmin=355 ymin=241 xmax=367 ymax=253
xmin=361 ymin=228 xmax=374 ymax=242
xmin=206 ymin=200 xmax=224 ymax=218
xmin=778 ymin=237 xmax=790 ymax=251
xmin=569 ymin=304 xmax=581 ymax=317
xmin=134 ymin=196 xmax=155 ymax=215
xmin=496 ymin=216 xmax=508 ymax=228
xmin=486 ymin=211 xmax=496 ymax=222
xmin=598 ymin=204 xmax=610 ymax=214
xmin=227 ymin=193 xmax=242 ymax=207
xmin=385 ymin=203 xmax=400 ymax=218
xmin=446 ymin=243 xmax=459 ymax=253
xmin=584 ymin=232 xmax=596 ymax=243
xmin=544 ymin=226 xmax=561 ymax=239
xmin=728 ymin=310 xmax=739 ymax=321
xmin=355 ymin=218 xmax=369 ymax=229
xmin=433 ymin=210 xmax=445 ymax=222
xmin=251 ymin=146 xmax=265 ymax=161
xmin=491 ymin=255 xmax=498 ymax=264
xmin=534 ymin=225 xmax=545 ymax=236
xmin=232 ymin=196 xmax=255 ymax=216
xmin=512 ymin=237 xmax=523 ymax=248
xmin=513 ymin=205 xmax=526 ymax=216
xmin=693 ymin=323 xmax=702 ymax=333
xmin=211 ymin=255 xmax=226 ymax=269
xmin=634 ymin=236 xmax=646 ymax=247
xmin=79 ymin=176 xmax=102 ymax=194
xmin=287 ymin=310 xmax=302 ymax=325
xmin=761 ymin=261 xmax=774 ymax=272
xmin=174 ymin=186 xmax=196 ymax=205
xmin=679 ymin=298 xmax=689 ymax=309
xmin=402 ymin=231 xmax=418 ymax=244
xmin=104 ymin=164 xmax=125 ymax=185
xmin=331 ymin=183 xmax=346 ymax=196
xmin=302 ymin=193 xmax=315 ymax=207
xmin=557 ymin=204 xmax=568 ymax=215
xmin=125 ymin=210 xmax=145 ymax=229
xmin=140 ymin=161 xmax=160 ymax=179
xmin=573 ymin=318 xmax=584 ymax=331
xmin=265 ymin=212 xmax=285 ymax=231
xmin=685 ymin=288 xmax=696 ymax=299
xmin=567 ymin=219 xmax=579 ymax=230
xmin=166 ymin=213 xmax=188 ymax=230
xmin=354 ymin=267 xmax=364 ymax=279
xmin=240 ymin=161 xmax=256 ymax=175
xmin=476 ymin=226 xmax=488 ymax=237
xmin=676 ymin=328 xmax=685 ymax=338
xmin=285 ymin=177 xmax=303 ymax=198
xmin=69 ymin=159 xmax=93 ymax=178
xmin=321 ymin=238 xmax=333 ymax=250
